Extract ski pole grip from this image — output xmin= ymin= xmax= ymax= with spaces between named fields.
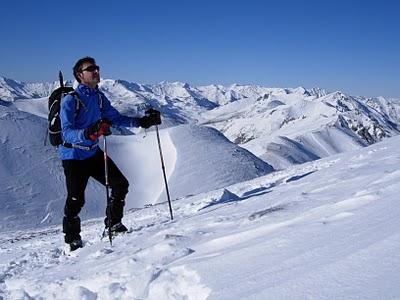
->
xmin=145 ymin=107 xmax=153 ymax=117
xmin=145 ymin=107 xmax=159 ymax=117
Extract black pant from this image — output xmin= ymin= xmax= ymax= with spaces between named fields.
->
xmin=62 ymin=149 xmax=129 ymax=243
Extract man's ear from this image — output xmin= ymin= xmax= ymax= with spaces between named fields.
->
xmin=77 ymin=71 xmax=83 ymax=82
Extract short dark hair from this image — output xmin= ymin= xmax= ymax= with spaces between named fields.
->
xmin=73 ymin=56 xmax=96 ymax=83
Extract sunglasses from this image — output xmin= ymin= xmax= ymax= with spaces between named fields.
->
xmin=81 ymin=65 xmax=100 ymax=72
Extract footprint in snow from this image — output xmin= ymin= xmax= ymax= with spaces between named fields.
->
xmin=248 ymin=205 xmax=285 ymax=221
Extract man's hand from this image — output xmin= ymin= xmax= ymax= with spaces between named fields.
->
xmin=139 ymin=109 xmax=162 ymax=129
xmin=84 ymin=119 xmax=112 ymax=141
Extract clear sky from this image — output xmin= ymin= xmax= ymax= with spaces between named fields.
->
xmin=0 ymin=0 xmax=399 ymax=98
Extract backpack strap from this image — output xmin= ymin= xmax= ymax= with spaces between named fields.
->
xmin=69 ymin=91 xmax=103 ymax=113
xmin=69 ymin=91 xmax=86 ymax=115
xmin=98 ymin=92 xmax=104 ymax=110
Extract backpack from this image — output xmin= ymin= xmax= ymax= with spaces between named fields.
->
xmin=47 ymin=86 xmax=79 ymax=146
xmin=47 ymin=71 xmax=104 ymax=147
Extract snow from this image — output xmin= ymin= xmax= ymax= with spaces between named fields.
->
xmin=202 ymin=89 xmax=400 ymax=170
xmin=1 ymin=76 xmax=400 ymax=299
xmin=105 ymin=131 xmax=177 ymax=209
xmin=107 ymin=124 xmax=273 ymax=209
xmin=1 ymin=135 xmax=400 ymax=299
xmin=13 ymin=97 xmax=48 ymax=119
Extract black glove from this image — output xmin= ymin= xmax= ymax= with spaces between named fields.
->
xmin=84 ymin=119 xmax=112 ymax=141
xmin=139 ymin=109 xmax=162 ymax=129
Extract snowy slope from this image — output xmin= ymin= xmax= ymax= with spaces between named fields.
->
xmin=13 ymin=97 xmax=48 ymax=119
xmin=0 ymin=101 xmax=272 ymax=231
xmin=164 ymin=125 xmax=273 ymax=199
xmin=1 ymin=135 xmax=400 ymax=299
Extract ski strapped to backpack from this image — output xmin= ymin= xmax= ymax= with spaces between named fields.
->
xmin=47 ymin=71 xmax=103 ymax=150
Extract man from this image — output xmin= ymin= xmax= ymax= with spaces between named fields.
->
xmin=59 ymin=56 xmax=161 ymax=252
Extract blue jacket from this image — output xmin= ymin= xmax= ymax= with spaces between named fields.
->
xmin=59 ymin=84 xmax=140 ymax=160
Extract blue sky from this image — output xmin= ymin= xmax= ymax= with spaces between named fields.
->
xmin=0 ymin=0 xmax=399 ymax=98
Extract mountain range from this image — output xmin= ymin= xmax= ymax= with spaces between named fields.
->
xmin=2 ymin=75 xmax=400 ymax=169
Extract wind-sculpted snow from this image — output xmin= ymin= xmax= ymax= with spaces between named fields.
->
xmin=1 ymin=136 xmax=400 ymax=299
xmin=165 ymin=125 xmax=274 ymax=200
xmin=0 ymin=105 xmax=272 ymax=231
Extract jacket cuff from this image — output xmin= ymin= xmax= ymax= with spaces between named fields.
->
xmin=130 ymin=118 xmax=140 ymax=128
xmin=78 ymin=129 xmax=88 ymax=141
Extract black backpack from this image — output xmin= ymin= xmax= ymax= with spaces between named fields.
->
xmin=47 ymin=71 xmax=103 ymax=147
xmin=48 ymin=86 xmax=77 ymax=146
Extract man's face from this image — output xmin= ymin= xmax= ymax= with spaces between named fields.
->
xmin=78 ymin=62 xmax=100 ymax=88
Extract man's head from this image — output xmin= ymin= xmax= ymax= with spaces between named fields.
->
xmin=73 ymin=56 xmax=100 ymax=88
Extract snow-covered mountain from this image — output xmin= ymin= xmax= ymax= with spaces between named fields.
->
xmin=200 ymin=88 xmax=400 ymax=169
xmin=3 ymin=75 xmax=400 ymax=169
xmin=0 ymin=76 xmax=63 ymax=101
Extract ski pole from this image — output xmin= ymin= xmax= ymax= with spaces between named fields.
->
xmin=155 ymin=124 xmax=174 ymax=220
xmin=103 ymin=135 xmax=113 ymax=245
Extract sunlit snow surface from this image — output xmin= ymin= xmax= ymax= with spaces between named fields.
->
xmin=1 ymin=136 xmax=400 ymax=299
